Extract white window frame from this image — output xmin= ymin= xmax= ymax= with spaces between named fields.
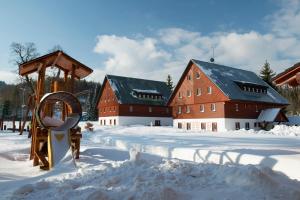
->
xmin=186 ymin=106 xmax=190 ymax=113
xmin=196 ymin=88 xmax=201 ymax=96
xmin=178 ymin=92 xmax=182 ymax=99
xmin=187 ymin=90 xmax=191 ymax=97
xmin=149 ymin=107 xmax=152 ymax=113
xmin=211 ymin=103 xmax=216 ymax=112
xmin=235 ymin=104 xmax=239 ymax=111
xmin=200 ymin=104 xmax=205 ymax=112
xmin=178 ymin=106 xmax=182 ymax=114
xmin=207 ymin=86 xmax=212 ymax=94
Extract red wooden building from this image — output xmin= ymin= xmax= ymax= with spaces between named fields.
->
xmin=168 ymin=60 xmax=288 ymax=131
xmin=97 ymin=75 xmax=172 ymax=126
xmin=273 ymin=62 xmax=300 ymax=87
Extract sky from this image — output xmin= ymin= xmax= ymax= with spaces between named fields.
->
xmin=0 ymin=0 xmax=299 ymax=84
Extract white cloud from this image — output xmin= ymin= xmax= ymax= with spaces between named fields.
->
xmin=268 ymin=0 xmax=300 ymax=37
xmin=92 ymin=1 xmax=300 ymax=84
xmin=0 ymin=70 xmax=19 ymax=84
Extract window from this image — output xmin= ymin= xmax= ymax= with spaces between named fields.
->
xmin=245 ymin=122 xmax=250 ymax=130
xmin=187 ymin=90 xmax=191 ymax=97
xmin=178 ymin=106 xmax=182 ymax=114
xmin=254 ymin=122 xmax=257 ymax=127
xmin=104 ymin=120 xmax=106 ymax=125
xmin=212 ymin=122 xmax=218 ymax=132
xmin=114 ymin=119 xmax=116 ymax=125
xmin=149 ymin=107 xmax=152 ymax=113
xmin=235 ymin=104 xmax=239 ymax=111
xmin=196 ymin=72 xmax=200 ymax=79
xmin=186 ymin=106 xmax=190 ymax=113
xmin=255 ymin=105 xmax=258 ymax=112
xmin=187 ymin=74 xmax=191 ymax=80
xmin=129 ymin=106 xmax=133 ymax=112
xmin=100 ymin=120 xmax=102 ymax=125
xmin=110 ymin=119 xmax=112 ymax=125
xmin=200 ymin=104 xmax=205 ymax=112
xmin=235 ymin=122 xmax=240 ymax=130
xmin=201 ymin=123 xmax=206 ymax=130
xmin=178 ymin=123 xmax=182 ymax=129
xmin=186 ymin=123 xmax=191 ymax=130
xmin=179 ymin=92 xmax=182 ymax=98
xmin=207 ymin=86 xmax=212 ymax=94
xmin=211 ymin=103 xmax=216 ymax=112
xmin=196 ymin=88 xmax=201 ymax=96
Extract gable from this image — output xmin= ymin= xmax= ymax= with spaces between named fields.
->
xmin=97 ymin=78 xmax=119 ymax=109
xmin=192 ymin=60 xmax=289 ymax=105
xmin=168 ymin=61 xmax=228 ymax=106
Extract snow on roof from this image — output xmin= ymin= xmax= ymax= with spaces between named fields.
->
xmin=192 ymin=60 xmax=288 ymax=105
xmin=257 ymin=108 xmax=281 ymax=122
xmin=106 ymin=75 xmax=171 ymax=106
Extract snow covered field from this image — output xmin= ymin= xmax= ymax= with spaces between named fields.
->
xmin=0 ymin=124 xmax=300 ymax=200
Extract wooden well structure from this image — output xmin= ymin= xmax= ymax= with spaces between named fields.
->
xmin=19 ymin=51 xmax=93 ymax=169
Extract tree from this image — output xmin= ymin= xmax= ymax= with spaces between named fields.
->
xmin=10 ymin=42 xmax=39 ymax=93
xmin=86 ymin=83 xmax=102 ymax=121
xmin=166 ymin=74 xmax=174 ymax=91
xmin=259 ymin=60 xmax=276 ymax=87
xmin=2 ymin=100 xmax=11 ymax=119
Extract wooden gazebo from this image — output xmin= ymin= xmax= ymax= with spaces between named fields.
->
xmin=19 ymin=50 xmax=93 ymax=169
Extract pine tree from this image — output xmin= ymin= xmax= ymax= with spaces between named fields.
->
xmin=259 ymin=60 xmax=276 ymax=86
xmin=166 ymin=74 xmax=174 ymax=91
xmin=2 ymin=100 xmax=11 ymax=119
xmin=87 ymin=83 xmax=102 ymax=121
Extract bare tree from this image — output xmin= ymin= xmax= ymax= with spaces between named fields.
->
xmin=10 ymin=42 xmax=39 ymax=93
xmin=48 ymin=45 xmax=64 ymax=79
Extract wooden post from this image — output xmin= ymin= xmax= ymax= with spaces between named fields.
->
xmin=31 ymin=63 xmax=46 ymax=166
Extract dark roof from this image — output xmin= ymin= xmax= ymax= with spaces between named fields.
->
xmin=106 ymin=74 xmax=172 ymax=106
xmin=191 ymin=60 xmax=288 ymax=104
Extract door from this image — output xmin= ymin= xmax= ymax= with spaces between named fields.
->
xmin=155 ymin=120 xmax=161 ymax=126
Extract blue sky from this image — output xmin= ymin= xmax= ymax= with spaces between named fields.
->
xmin=0 ymin=0 xmax=299 ymax=84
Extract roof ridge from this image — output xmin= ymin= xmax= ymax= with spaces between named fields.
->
xmin=106 ymin=74 xmax=167 ymax=83
xmin=191 ymin=59 xmax=257 ymax=74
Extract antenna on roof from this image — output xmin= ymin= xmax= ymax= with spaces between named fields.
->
xmin=210 ymin=46 xmax=215 ymax=63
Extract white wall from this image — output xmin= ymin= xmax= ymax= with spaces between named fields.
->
xmin=99 ymin=116 xmax=173 ymax=126
xmin=174 ymin=118 xmax=259 ymax=131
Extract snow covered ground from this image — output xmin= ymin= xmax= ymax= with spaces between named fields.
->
xmin=0 ymin=124 xmax=300 ymax=200
xmin=89 ymin=124 xmax=300 ymax=181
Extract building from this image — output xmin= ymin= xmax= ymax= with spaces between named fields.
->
xmin=97 ymin=75 xmax=172 ymax=126
xmin=273 ymin=62 xmax=300 ymax=87
xmin=168 ymin=59 xmax=288 ymax=131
